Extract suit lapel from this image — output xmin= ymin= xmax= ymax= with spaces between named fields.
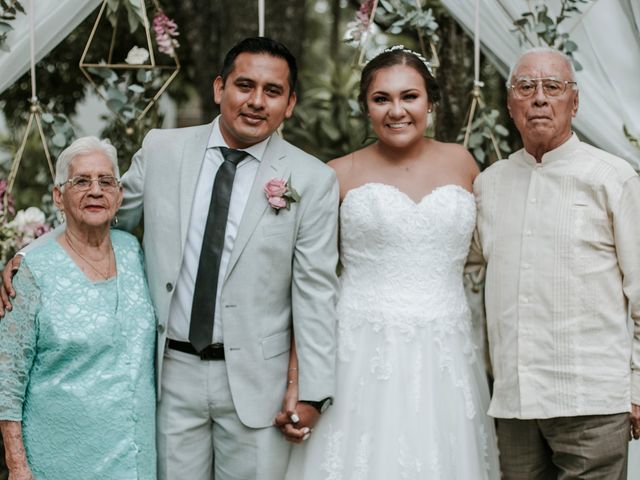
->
xmin=179 ymin=123 xmax=214 ymax=249
xmin=224 ymin=134 xmax=289 ymax=280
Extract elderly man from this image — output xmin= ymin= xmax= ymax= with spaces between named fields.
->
xmin=470 ymin=46 xmax=640 ymax=479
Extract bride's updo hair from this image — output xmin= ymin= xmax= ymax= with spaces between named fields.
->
xmin=358 ymin=46 xmax=441 ymax=113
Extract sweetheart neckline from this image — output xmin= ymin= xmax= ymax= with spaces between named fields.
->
xmin=342 ymin=182 xmax=474 ymax=207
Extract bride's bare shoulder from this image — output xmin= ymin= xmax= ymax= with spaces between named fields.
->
xmin=328 ymin=145 xmax=376 ymax=176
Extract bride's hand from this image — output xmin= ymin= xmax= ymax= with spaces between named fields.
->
xmin=274 ymin=377 xmax=312 ymax=443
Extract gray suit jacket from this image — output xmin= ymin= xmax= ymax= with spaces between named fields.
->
xmin=119 ymin=122 xmax=339 ymax=428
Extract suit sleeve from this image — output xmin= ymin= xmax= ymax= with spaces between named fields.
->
xmin=291 ymin=168 xmax=340 ymax=403
xmin=118 ymin=140 xmax=148 ymax=233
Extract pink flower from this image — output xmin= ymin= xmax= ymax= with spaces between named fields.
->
xmin=0 ymin=179 xmax=15 ymax=217
xmin=268 ymin=196 xmax=287 ymax=209
xmin=153 ymin=11 xmax=180 ymax=56
xmin=264 ymin=177 xmax=300 ymax=214
xmin=264 ymin=178 xmax=287 ymax=197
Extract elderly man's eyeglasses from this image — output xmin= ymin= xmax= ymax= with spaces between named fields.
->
xmin=510 ymin=78 xmax=577 ymax=99
xmin=61 ymin=176 xmax=121 ymax=191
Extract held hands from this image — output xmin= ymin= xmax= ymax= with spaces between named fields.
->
xmin=274 ymin=402 xmax=320 ymax=444
xmin=0 ymin=255 xmax=21 ymax=317
xmin=273 ymin=376 xmax=320 ymax=444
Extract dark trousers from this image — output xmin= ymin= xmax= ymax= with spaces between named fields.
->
xmin=497 ymin=413 xmax=629 ymax=480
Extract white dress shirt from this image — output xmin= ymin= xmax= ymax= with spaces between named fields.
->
xmin=167 ymin=117 xmax=269 ymax=343
xmin=470 ymin=134 xmax=640 ymax=419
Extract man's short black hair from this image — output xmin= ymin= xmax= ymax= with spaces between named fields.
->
xmin=220 ymin=37 xmax=298 ymax=95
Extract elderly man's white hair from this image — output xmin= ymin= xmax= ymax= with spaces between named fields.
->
xmin=507 ymin=46 xmax=577 ymax=86
xmin=55 ymin=136 xmax=120 ymax=188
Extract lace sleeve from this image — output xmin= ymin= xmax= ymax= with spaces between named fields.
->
xmin=0 ymin=263 xmax=40 ymax=421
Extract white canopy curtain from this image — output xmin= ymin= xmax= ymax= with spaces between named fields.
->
xmin=0 ymin=0 xmax=102 ymax=95
xmin=440 ymin=0 xmax=640 ymax=169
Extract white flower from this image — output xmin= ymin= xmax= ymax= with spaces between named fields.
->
xmin=125 ymin=46 xmax=150 ymax=65
xmin=9 ymin=207 xmax=46 ymax=230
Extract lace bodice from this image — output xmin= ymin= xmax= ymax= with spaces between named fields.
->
xmin=337 ymin=183 xmax=476 ymax=338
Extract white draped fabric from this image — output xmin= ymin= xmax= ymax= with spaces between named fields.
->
xmin=0 ymin=0 xmax=101 ymax=95
xmin=441 ymin=0 xmax=640 ymax=169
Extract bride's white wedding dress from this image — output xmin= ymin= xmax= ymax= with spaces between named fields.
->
xmin=286 ymin=182 xmax=500 ymax=480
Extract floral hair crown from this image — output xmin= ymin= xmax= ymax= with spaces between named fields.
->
xmin=370 ymin=45 xmax=435 ymax=77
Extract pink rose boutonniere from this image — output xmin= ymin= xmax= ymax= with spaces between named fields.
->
xmin=264 ymin=178 xmax=300 ymax=214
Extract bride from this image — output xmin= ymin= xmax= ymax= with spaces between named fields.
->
xmin=281 ymin=46 xmax=500 ymax=479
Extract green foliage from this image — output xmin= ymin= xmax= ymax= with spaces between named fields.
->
xmin=457 ymin=104 xmax=510 ymax=164
xmin=284 ymin=61 xmax=367 ymax=161
xmin=107 ymin=0 xmax=147 ymax=33
xmin=40 ymin=111 xmax=76 ymax=158
xmin=87 ymin=66 xmax=160 ymax=128
xmin=0 ymin=0 xmax=24 ymax=52
xmin=377 ymin=0 xmax=439 ymax=43
xmin=512 ymin=0 xmax=592 ymax=71
xmin=624 ymin=125 xmax=640 ymax=151
xmin=99 ymin=107 xmax=164 ymax=173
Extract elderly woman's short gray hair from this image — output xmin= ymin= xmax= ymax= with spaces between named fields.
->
xmin=55 ymin=136 xmax=119 ymax=187
xmin=507 ymin=46 xmax=577 ymax=86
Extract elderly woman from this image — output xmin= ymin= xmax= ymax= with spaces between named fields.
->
xmin=0 ymin=137 xmax=156 ymax=479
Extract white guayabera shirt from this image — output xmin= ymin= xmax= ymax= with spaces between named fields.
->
xmin=468 ymin=133 xmax=640 ymax=419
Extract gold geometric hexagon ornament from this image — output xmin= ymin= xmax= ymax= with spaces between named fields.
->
xmin=79 ymin=0 xmax=180 ymax=128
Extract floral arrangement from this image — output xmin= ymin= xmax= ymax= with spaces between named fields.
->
xmin=83 ymin=8 xmax=180 ymax=128
xmin=0 ymin=180 xmax=51 ymax=267
xmin=344 ymin=0 xmax=377 ymax=44
xmin=264 ymin=178 xmax=300 ymax=214
xmin=153 ymin=10 xmax=180 ymax=57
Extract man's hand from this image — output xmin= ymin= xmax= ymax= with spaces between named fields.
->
xmin=630 ymin=403 xmax=640 ymax=440
xmin=0 ymin=255 xmax=21 ymax=317
xmin=274 ymin=402 xmax=320 ymax=444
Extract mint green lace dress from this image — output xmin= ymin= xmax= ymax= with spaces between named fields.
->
xmin=0 ymin=230 xmax=157 ymax=479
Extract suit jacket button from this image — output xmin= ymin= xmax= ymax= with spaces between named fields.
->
xmin=166 ymin=282 xmax=173 ymax=292
xmin=157 ymin=324 xmax=165 ymax=333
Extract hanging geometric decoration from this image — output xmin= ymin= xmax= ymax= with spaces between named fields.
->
xmin=349 ymin=0 xmax=440 ymax=72
xmin=5 ymin=0 xmax=55 ymax=205
xmin=79 ymin=0 xmax=180 ymax=132
xmin=458 ymin=0 xmax=509 ymax=165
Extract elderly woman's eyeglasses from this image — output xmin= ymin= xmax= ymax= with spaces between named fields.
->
xmin=61 ymin=176 xmax=121 ymax=192
xmin=510 ymin=78 xmax=577 ymax=99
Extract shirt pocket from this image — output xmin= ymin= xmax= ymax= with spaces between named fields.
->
xmin=571 ymin=197 xmax=613 ymax=270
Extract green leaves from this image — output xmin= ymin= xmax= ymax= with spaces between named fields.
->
xmin=106 ymin=0 xmax=147 ymax=33
xmin=378 ymin=0 xmax=439 ymax=44
xmin=0 ymin=0 xmax=24 ymax=52
xmin=40 ymin=111 xmax=76 ymax=156
xmin=457 ymin=106 xmax=510 ymax=165
xmin=87 ymin=65 xmax=157 ymax=126
xmin=511 ymin=0 xmax=592 ymax=71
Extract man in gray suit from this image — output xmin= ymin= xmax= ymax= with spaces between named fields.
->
xmin=2 ymin=37 xmax=339 ymax=480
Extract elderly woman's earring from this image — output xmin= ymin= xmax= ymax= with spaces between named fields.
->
xmin=56 ymin=210 xmax=66 ymax=224
xmin=111 ymin=215 xmax=119 ymax=227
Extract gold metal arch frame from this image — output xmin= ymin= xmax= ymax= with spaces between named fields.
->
xmin=79 ymin=0 xmax=180 ymax=126
xmin=355 ymin=0 xmax=440 ymax=72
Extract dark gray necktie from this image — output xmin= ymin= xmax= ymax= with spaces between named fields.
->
xmin=189 ymin=147 xmax=246 ymax=352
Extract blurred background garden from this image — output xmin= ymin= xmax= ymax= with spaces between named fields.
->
xmin=0 ymin=0 xmax=639 ymax=477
